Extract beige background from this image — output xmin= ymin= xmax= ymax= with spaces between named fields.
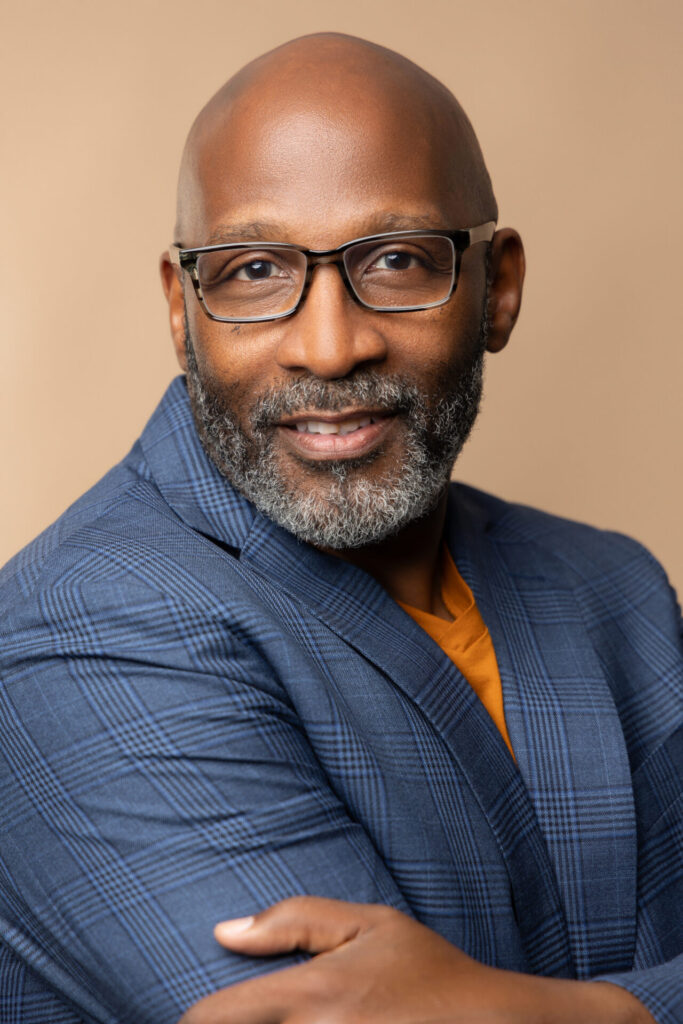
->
xmin=2 ymin=0 xmax=681 ymax=595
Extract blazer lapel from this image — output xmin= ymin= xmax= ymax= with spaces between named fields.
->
xmin=139 ymin=377 xmax=257 ymax=549
xmin=447 ymin=485 xmax=638 ymax=978
xmin=241 ymin=509 xmax=574 ymax=978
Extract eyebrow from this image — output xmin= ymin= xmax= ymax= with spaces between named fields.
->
xmin=202 ymin=212 xmax=446 ymax=247
xmin=203 ymin=222 xmax=284 ymax=245
xmin=366 ymin=212 xmax=443 ymax=233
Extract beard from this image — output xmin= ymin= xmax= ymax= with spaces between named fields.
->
xmin=184 ymin=308 xmax=488 ymax=550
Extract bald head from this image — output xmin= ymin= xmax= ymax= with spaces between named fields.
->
xmin=174 ymin=33 xmax=496 ymax=244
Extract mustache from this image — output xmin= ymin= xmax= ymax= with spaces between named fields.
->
xmin=250 ymin=372 xmax=424 ymax=431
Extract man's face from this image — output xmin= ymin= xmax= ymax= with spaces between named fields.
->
xmin=176 ymin=89 xmax=492 ymax=549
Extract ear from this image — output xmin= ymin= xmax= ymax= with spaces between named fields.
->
xmin=160 ymin=251 xmax=188 ymax=371
xmin=485 ymin=229 xmax=525 ymax=354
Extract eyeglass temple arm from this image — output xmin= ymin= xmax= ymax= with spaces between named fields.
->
xmin=468 ymin=221 xmax=497 ymax=246
xmin=167 ymin=246 xmax=198 ymax=283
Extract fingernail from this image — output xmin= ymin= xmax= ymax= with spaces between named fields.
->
xmin=215 ymin=916 xmax=255 ymax=939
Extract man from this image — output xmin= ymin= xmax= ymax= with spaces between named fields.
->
xmin=0 ymin=32 xmax=680 ymax=1024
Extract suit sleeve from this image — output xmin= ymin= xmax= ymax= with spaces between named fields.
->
xmin=0 ymin=568 xmax=410 ymax=1024
xmin=0 ymin=944 xmax=87 ymax=1024
xmin=596 ymin=960 xmax=683 ymax=1024
xmin=590 ymin=548 xmax=683 ymax=1024
xmin=594 ymin=719 xmax=683 ymax=1024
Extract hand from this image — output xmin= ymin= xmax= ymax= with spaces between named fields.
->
xmin=179 ymin=896 xmax=654 ymax=1024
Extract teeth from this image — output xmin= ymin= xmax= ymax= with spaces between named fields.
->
xmin=295 ymin=417 xmax=373 ymax=436
xmin=339 ymin=417 xmax=372 ymax=435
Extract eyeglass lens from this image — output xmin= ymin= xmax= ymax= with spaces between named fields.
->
xmin=195 ymin=236 xmax=455 ymax=319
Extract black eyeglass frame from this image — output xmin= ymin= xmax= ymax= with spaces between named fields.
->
xmin=168 ymin=221 xmax=496 ymax=324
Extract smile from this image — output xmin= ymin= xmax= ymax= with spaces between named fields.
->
xmin=278 ymin=411 xmax=395 ymax=459
xmin=295 ymin=416 xmax=376 ymax=436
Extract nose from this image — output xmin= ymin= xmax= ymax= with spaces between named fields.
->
xmin=275 ymin=264 xmax=388 ymax=379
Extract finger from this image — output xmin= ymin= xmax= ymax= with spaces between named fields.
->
xmin=214 ymin=895 xmax=385 ymax=955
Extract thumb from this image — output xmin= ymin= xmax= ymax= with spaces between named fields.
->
xmin=214 ymin=895 xmax=379 ymax=956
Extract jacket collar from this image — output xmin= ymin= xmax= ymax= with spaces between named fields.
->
xmin=139 ymin=376 xmax=257 ymax=551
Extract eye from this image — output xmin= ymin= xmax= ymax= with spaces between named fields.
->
xmin=233 ymin=259 xmax=285 ymax=281
xmin=372 ymin=250 xmax=420 ymax=272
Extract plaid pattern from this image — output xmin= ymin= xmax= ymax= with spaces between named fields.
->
xmin=1 ymin=376 xmax=681 ymax=1024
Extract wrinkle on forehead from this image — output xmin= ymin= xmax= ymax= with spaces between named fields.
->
xmin=174 ymin=33 xmax=497 ymax=243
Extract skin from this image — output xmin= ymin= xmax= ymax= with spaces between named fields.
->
xmin=161 ymin=33 xmax=654 ymax=1024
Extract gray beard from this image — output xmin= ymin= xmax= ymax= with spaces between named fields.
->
xmin=184 ymin=315 xmax=487 ymax=550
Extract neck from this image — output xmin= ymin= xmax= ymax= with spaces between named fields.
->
xmin=325 ymin=490 xmax=450 ymax=618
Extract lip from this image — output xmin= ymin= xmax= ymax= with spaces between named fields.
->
xmin=278 ymin=406 xmax=391 ymax=427
xmin=277 ymin=408 xmax=396 ymax=460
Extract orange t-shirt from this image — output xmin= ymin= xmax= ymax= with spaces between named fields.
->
xmin=398 ymin=547 xmax=515 ymax=759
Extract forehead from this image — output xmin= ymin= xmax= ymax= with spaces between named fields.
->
xmin=184 ymin=87 xmax=476 ymax=248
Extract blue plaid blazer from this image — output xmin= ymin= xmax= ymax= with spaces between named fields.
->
xmin=1 ymin=377 xmax=681 ymax=1023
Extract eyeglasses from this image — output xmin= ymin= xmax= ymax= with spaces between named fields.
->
xmin=168 ymin=221 xmax=496 ymax=323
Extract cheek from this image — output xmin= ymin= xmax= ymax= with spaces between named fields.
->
xmin=188 ymin=311 xmax=282 ymax=394
xmin=387 ymin=307 xmax=472 ymax=381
